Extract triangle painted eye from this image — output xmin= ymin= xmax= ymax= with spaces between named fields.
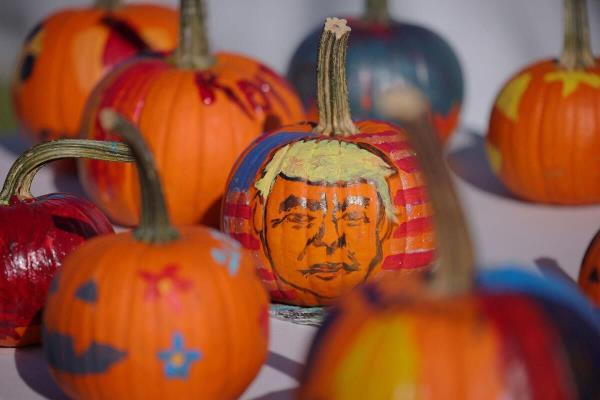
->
xmin=589 ymin=268 xmax=599 ymax=283
xmin=75 ymin=281 xmax=98 ymax=303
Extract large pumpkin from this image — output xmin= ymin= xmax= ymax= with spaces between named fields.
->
xmin=43 ymin=111 xmax=269 ymax=399
xmin=79 ymin=0 xmax=304 ymax=227
xmin=222 ymin=18 xmax=434 ymax=307
xmin=486 ymin=0 xmax=600 ymax=204
xmin=0 ymin=138 xmax=132 ymax=347
xmin=11 ymin=0 xmax=178 ymax=143
xmin=287 ymin=0 xmax=463 ymax=143
xmin=578 ymin=229 xmax=600 ymax=307
xmin=298 ymin=82 xmax=600 ymax=399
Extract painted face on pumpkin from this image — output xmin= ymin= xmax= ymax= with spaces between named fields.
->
xmin=253 ymin=139 xmax=396 ymax=299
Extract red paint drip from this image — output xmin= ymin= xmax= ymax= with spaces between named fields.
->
xmin=195 ymin=71 xmax=252 ymax=118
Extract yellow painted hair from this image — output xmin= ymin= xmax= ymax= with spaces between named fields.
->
xmin=255 ymin=139 xmax=397 ymax=220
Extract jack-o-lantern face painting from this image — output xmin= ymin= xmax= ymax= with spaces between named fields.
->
xmin=223 ymin=121 xmax=435 ymax=307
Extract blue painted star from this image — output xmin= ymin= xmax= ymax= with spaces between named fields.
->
xmin=157 ymin=333 xmax=202 ymax=379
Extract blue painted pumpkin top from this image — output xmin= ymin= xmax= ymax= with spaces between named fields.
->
xmin=287 ymin=19 xmax=464 ymax=128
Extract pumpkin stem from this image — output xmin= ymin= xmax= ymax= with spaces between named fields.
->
xmin=364 ymin=0 xmax=390 ymax=25
xmin=560 ymin=0 xmax=595 ymax=69
xmin=99 ymin=109 xmax=180 ymax=244
xmin=383 ymin=89 xmax=474 ymax=296
xmin=95 ymin=0 xmax=122 ymax=11
xmin=175 ymin=0 xmax=214 ymax=70
xmin=0 ymin=139 xmax=133 ymax=206
xmin=314 ymin=18 xmax=359 ymax=137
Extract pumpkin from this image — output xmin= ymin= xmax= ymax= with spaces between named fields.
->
xmin=578 ymin=229 xmax=600 ymax=307
xmin=78 ymin=0 xmax=304 ymax=228
xmin=221 ymin=18 xmax=434 ymax=307
xmin=298 ymin=81 xmax=600 ymax=399
xmin=43 ymin=110 xmax=269 ymax=399
xmin=287 ymin=0 xmax=463 ymax=144
xmin=11 ymin=0 xmax=178 ymax=144
xmin=0 ymin=138 xmax=133 ymax=347
xmin=486 ymin=0 xmax=600 ymax=204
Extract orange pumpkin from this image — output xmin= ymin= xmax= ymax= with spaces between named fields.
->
xmin=299 ymin=76 xmax=600 ymax=400
xmin=486 ymin=0 xmax=600 ymax=204
xmin=11 ymin=0 xmax=178 ymax=143
xmin=43 ymin=110 xmax=269 ymax=399
xmin=578 ymin=229 xmax=600 ymax=306
xmin=221 ymin=18 xmax=434 ymax=307
xmin=78 ymin=0 xmax=304 ymax=227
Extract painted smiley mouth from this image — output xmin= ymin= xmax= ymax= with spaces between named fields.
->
xmin=299 ymin=262 xmax=359 ymax=279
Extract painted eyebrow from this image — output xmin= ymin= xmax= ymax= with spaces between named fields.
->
xmin=279 ymin=195 xmax=323 ymax=212
xmin=339 ymin=196 xmax=370 ymax=211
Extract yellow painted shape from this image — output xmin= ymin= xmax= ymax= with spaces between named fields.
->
xmin=333 ymin=315 xmax=418 ymax=400
xmin=495 ymin=73 xmax=531 ymax=121
xmin=485 ymin=142 xmax=502 ymax=174
xmin=255 ymin=139 xmax=397 ymax=220
xmin=545 ymin=70 xmax=600 ymax=97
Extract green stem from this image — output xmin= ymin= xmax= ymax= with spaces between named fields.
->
xmin=560 ymin=0 xmax=595 ymax=69
xmin=314 ymin=18 xmax=359 ymax=137
xmin=174 ymin=0 xmax=214 ymax=70
xmin=95 ymin=0 xmax=122 ymax=11
xmin=0 ymin=139 xmax=133 ymax=205
xmin=99 ymin=109 xmax=179 ymax=244
xmin=364 ymin=0 xmax=390 ymax=24
xmin=382 ymin=90 xmax=474 ymax=296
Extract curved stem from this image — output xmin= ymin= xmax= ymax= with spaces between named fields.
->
xmin=0 ymin=140 xmax=133 ymax=205
xmin=99 ymin=109 xmax=179 ymax=244
xmin=95 ymin=0 xmax=122 ymax=11
xmin=560 ymin=0 xmax=595 ymax=69
xmin=364 ymin=0 xmax=390 ymax=25
xmin=383 ymin=91 xmax=474 ymax=296
xmin=314 ymin=18 xmax=359 ymax=137
xmin=174 ymin=0 xmax=214 ymax=70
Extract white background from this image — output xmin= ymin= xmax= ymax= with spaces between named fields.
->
xmin=2 ymin=0 xmax=600 ymax=133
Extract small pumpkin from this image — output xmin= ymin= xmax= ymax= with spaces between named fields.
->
xmin=43 ymin=110 xmax=269 ymax=399
xmin=486 ymin=0 xmax=600 ymax=204
xmin=0 ymin=138 xmax=133 ymax=347
xmin=11 ymin=0 xmax=178 ymax=143
xmin=287 ymin=0 xmax=463 ymax=143
xmin=578 ymin=229 xmax=600 ymax=307
xmin=298 ymin=85 xmax=600 ymax=399
xmin=78 ymin=0 xmax=305 ymax=227
xmin=222 ymin=18 xmax=434 ymax=307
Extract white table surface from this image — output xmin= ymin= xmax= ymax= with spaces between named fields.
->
xmin=0 ymin=128 xmax=599 ymax=400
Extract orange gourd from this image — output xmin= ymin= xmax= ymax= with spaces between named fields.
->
xmin=486 ymin=0 xmax=600 ymax=204
xmin=222 ymin=19 xmax=434 ymax=307
xmin=578 ymin=229 xmax=600 ymax=306
xmin=43 ymin=110 xmax=269 ymax=399
xmin=11 ymin=0 xmax=178 ymax=143
xmin=299 ymin=72 xmax=600 ymax=400
xmin=78 ymin=0 xmax=304 ymax=227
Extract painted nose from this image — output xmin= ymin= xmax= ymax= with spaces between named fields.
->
xmin=313 ymin=222 xmax=343 ymax=255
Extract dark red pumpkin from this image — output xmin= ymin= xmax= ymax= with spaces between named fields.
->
xmin=78 ymin=0 xmax=304 ymax=227
xmin=11 ymin=0 xmax=178 ymax=144
xmin=0 ymin=139 xmax=133 ymax=347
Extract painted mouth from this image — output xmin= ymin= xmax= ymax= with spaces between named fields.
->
xmin=299 ymin=262 xmax=359 ymax=280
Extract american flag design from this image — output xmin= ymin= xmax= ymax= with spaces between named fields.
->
xmin=222 ymin=120 xmax=434 ymax=305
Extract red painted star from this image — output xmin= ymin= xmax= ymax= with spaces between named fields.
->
xmin=139 ymin=264 xmax=193 ymax=312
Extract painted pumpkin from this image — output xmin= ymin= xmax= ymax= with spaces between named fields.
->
xmin=11 ymin=0 xmax=178 ymax=143
xmin=43 ymin=111 xmax=269 ymax=399
xmin=578 ymin=229 xmax=600 ymax=307
xmin=0 ymin=139 xmax=133 ymax=347
xmin=287 ymin=0 xmax=463 ymax=144
xmin=222 ymin=18 xmax=434 ymax=307
xmin=78 ymin=0 xmax=304 ymax=227
xmin=486 ymin=0 xmax=600 ymax=204
xmin=298 ymin=83 xmax=600 ymax=399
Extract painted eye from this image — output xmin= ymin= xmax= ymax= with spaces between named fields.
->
xmin=287 ymin=213 xmax=314 ymax=227
xmin=343 ymin=212 xmax=368 ymax=226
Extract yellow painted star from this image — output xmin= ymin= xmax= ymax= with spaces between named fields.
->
xmin=495 ymin=73 xmax=531 ymax=122
xmin=544 ymin=70 xmax=600 ymax=97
